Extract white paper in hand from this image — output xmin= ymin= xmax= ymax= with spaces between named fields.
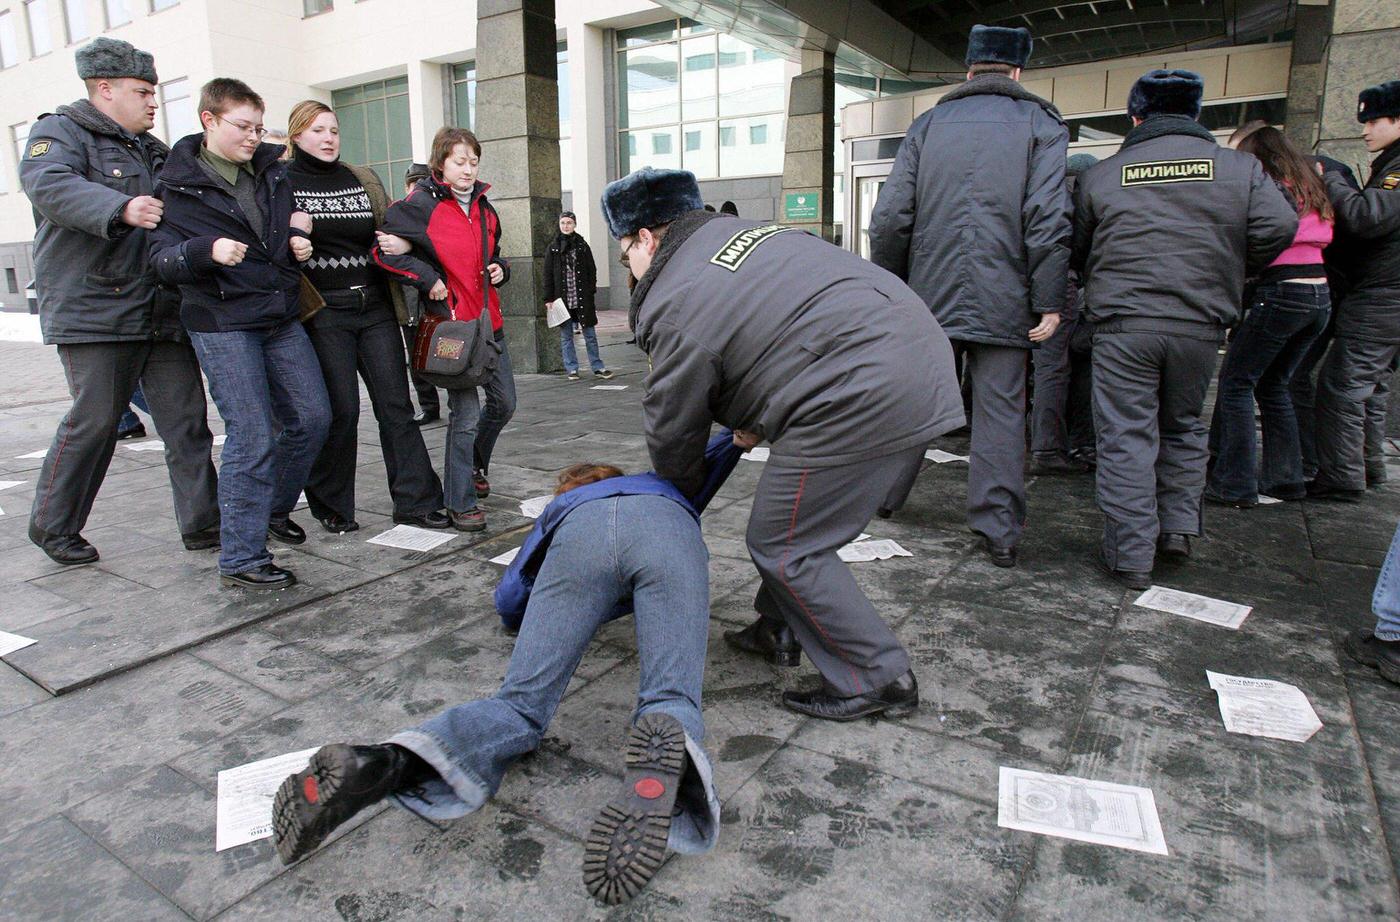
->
xmin=1133 ymin=586 xmax=1251 ymax=630
xmin=0 ymin=631 xmax=37 ymax=657
xmin=489 ymin=547 xmax=520 ymax=566
xmin=997 ymin=767 xmax=1168 ymax=855
xmin=925 ymin=449 xmax=969 ymax=463
xmin=741 ymin=447 xmax=769 ymax=462
xmin=215 ymin=747 xmax=319 ymax=851
xmin=519 ymin=496 xmax=552 ymax=519
xmin=366 ymin=525 xmax=458 ymax=552
xmin=837 ymin=538 xmax=913 ymax=563
xmin=1206 ymin=671 xmax=1323 ymax=742
xmin=546 ymin=298 xmax=571 ymax=328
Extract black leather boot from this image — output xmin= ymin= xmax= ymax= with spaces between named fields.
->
xmin=723 ymin=617 xmax=801 ymax=667
xmin=782 ymin=670 xmax=919 ymax=721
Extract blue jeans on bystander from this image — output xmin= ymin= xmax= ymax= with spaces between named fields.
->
xmin=560 ymin=323 xmax=606 ymax=375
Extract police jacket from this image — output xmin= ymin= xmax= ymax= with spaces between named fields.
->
xmin=1324 ymin=142 xmax=1400 ymax=344
xmin=1072 ymin=116 xmax=1298 ymax=331
xmin=19 ymin=100 xmax=182 ymax=345
xmin=149 ymin=136 xmax=301 ymax=333
xmin=495 ymin=430 xmax=741 ymax=630
xmin=632 ymin=211 xmax=965 ymax=498
xmin=867 ymin=75 xmax=1071 ymax=348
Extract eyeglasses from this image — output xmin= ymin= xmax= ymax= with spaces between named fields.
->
xmin=216 ymin=116 xmax=268 ymax=140
xmin=619 ymin=237 xmax=636 ymax=267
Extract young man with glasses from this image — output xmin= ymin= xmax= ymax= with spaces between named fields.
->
xmin=150 ymin=78 xmax=330 ymax=590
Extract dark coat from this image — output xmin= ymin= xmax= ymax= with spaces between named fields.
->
xmin=542 ymin=233 xmax=598 ymax=326
xmin=20 ymin=100 xmax=183 ymax=344
xmin=1325 ymin=143 xmax=1400 ymax=344
xmin=868 ymin=75 xmax=1071 ymax=348
xmin=633 ymin=211 xmax=965 ymax=497
xmin=149 ymin=136 xmax=301 ymax=333
xmin=1071 ymin=116 xmax=1298 ymax=330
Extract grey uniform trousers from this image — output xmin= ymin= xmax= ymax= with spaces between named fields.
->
xmin=1091 ymin=327 xmax=1219 ymax=572
xmin=1030 ymin=316 xmax=1094 ymax=458
xmin=747 ymin=446 xmax=924 ymax=697
xmin=31 ymin=340 xmax=219 ymax=538
xmin=953 ymin=341 xmax=1028 ymax=549
xmin=1292 ymin=329 xmax=1393 ymax=483
xmin=1314 ymin=336 xmax=1400 ymax=491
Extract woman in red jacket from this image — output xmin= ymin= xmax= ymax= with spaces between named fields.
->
xmin=373 ymin=127 xmax=513 ymax=531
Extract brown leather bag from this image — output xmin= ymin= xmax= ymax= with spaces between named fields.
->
xmin=297 ymin=274 xmax=325 ymax=323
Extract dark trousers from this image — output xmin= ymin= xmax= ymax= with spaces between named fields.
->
xmin=1031 ymin=315 xmax=1094 ymax=458
xmin=747 ymin=447 xmax=923 ymax=697
xmin=1092 ymin=327 xmax=1219 ymax=572
xmin=1207 ymin=282 xmax=1330 ymax=501
xmin=305 ymin=291 xmax=443 ymax=521
xmin=953 ymin=341 xmax=1028 ymax=549
xmin=31 ymin=340 xmax=219 ymax=539
xmin=472 ymin=331 xmax=516 ymax=475
xmin=1315 ymin=334 xmax=1400 ymax=491
xmin=400 ymin=324 xmax=441 ymax=415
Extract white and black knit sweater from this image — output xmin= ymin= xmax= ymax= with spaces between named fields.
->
xmin=287 ymin=146 xmax=377 ymax=292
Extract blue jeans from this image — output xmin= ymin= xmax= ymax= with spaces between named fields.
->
xmin=117 ymin=382 xmax=150 ymax=433
xmin=189 ymin=323 xmax=331 ymax=573
xmin=387 ymin=495 xmax=720 ymax=853
xmin=560 ymin=323 xmax=605 ymax=374
xmin=1208 ymin=282 xmax=1330 ymax=501
xmin=1374 ymin=521 xmax=1400 ymax=641
xmin=444 ymin=333 xmax=516 ymax=511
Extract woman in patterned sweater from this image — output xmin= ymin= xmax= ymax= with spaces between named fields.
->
xmin=285 ymin=100 xmax=449 ymax=535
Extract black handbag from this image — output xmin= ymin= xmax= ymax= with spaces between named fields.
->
xmin=410 ymin=199 xmax=502 ymax=390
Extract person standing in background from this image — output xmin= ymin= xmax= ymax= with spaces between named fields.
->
xmin=544 ymin=211 xmax=612 ymax=381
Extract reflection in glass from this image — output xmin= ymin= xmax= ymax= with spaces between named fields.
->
xmin=680 ymin=36 xmax=716 ymax=122
xmin=621 ymin=127 xmax=680 ymax=173
xmin=619 ymin=45 xmax=679 ymax=130
xmin=682 ymin=121 xmax=717 ymax=179
xmin=719 ymin=114 xmax=783 ymax=177
xmin=718 ymin=34 xmax=783 ymax=116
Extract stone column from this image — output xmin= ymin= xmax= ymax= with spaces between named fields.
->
xmin=474 ymin=0 xmax=562 ymax=373
xmin=779 ymin=48 xmax=835 ymax=241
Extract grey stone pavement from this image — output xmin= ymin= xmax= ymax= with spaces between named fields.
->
xmin=2 ymin=315 xmax=1400 ymax=920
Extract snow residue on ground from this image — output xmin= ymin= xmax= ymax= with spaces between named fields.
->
xmin=0 ymin=313 xmax=43 ymax=343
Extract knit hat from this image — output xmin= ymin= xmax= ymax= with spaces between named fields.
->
xmin=1357 ymin=81 xmax=1400 ymax=123
xmin=1127 ymin=69 xmax=1204 ymax=120
xmin=600 ymin=168 xmax=704 ymax=239
xmin=75 ymin=37 xmax=157 ymax=85
xmin=1066 ymin=153 xmax=1099 ymax=176
xmin=965 ymin=25 xmax=1033 ymax=69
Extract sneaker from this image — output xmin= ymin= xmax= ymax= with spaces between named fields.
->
xmin=473 ymin=468 xmax=490 ymax=498
xmin=449 ymin=508 xmax=487 ymax=532
xmin=1344 ymin=629 xmax=1400 ymax=685
xmin=584 ymin=712 xmax=687 ymax=904
xmin=596 ymin=369 xmax=614 ymax=380
xmin=567 ymin=372 xmax=581 ymax=381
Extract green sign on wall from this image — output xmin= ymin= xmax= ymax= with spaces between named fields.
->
xmin=784 ymin=191 xmax=820 ymax=221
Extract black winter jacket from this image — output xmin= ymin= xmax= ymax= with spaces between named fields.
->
xmin=542 ymin=233 xmax=598 ymax=326
xmin=1325 ymin=142 xmax=1400 ymax=345
xmin=149 ymin=136 xmax=301 ymax=333
xmin=868 ymin=75 xmax=1071 ymax=348
xmin=20 ymin=100 xmax=183 ymax=344
xmin=1072 ymin=116 xmax=1298 ymax=331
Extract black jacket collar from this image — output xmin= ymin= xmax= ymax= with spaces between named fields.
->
xmin=936 ymin=74 xmax=1063 ymax=123
xmin=629 ymin=208 xmax=724 ymax=345
xmin=1367 ymin=141 xmax=1400 ymax=187
xmin=160 ymin=133 xmax=286 ymax=188
xmin=1121 ymin=115 xmax=1218 ymax=150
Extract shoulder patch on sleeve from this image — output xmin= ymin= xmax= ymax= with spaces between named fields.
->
xmin=1382 ymin=171 xmax=1400 ymax=191
xmin=709 ymin=224 xmax=794 ymax=272
xmin=27 ymin=140 xmax=52 ymax=159
xmin=1121 ymin=159 xmax=1214 ymax=187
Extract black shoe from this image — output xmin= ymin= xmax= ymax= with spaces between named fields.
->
xmin=220 ymin=563 xmax=297 ymax=590
xmin=1157 ymin=533 xmax=1191 ymax=561
xmin=115 ymin=423 xmax=147 ymax=441
xmin=267 ymin=517 xmax=307 ymax=545
xmin=273 ymin=743 xmax=416 ymax=865
xmin=782 ymin=670 xmax=919 ymax=722
xmin=393 ymin=510 xmax=450 ymax=529
xmin=583 ymin=712 xmax=686 ymax=905
xmin=723 ymin=618 xmax=801 ymax=667
xmin=181 ymin=525 xmax=221 ymax=551
xmin=1367 ymin=467 xmax=1388 ymax=488
xmin=28 ymin=522 xmax=99 ymax=565
xmin=1205 ymin=490 xmax=1256 ymax=509
xmin=876 ymin=507 xmax=894 ymax=519
xmin=983 ymin=538 xmax=1017 ymax=568
xmin=413 ymin=409 xmax=440 ymax=426
xmin=1097 ymin=552 xmax=1151 ymax=591
xmin=318 ymin=514 xmax=360 ymax=535
xmin=1031 ymin=453 xmax=1090 ymax=475
xmin=1344 ymin=629 xmax=1400 ymax=685
xmin=473 ymin=468 xmax=490 ymax=499
xmin=1306 ymin=480 xmax=1364 ymax=502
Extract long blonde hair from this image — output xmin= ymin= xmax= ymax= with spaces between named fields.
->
xmin=286 ymin=99 xmax=334 ymax=160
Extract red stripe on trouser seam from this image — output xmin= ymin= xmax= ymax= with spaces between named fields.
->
xmin=775 ymin=468 xmax=865 ymax=694
xmin=35 ymin=373 xmax=78 ymax=526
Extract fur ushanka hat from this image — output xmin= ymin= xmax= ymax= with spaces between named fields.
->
xmin=1127 ymin=69 xmax=1204 ymax=120
xmin=75 ymin=37 xmax=158 ymax=85
xmin=600 ymin=168 xmax=704 ymax=240
xmin=964 ymin=25 xmax=1033 ymax=69
xmin=1357 ymin=81 xmax=1400 ymax=123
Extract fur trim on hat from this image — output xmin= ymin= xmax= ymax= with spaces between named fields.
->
xmin=600 ymin=168 xmax=704 ymax=240
xmin=75 ymin=37 xmax=158 ymax=85
xmin=964 ymin=25 xmax=1032 ymax=69
xmin=1357 ymin=81 xmax=1400 ymax=123
xmin=1127 ymin=69 xmax=1203 ymax=120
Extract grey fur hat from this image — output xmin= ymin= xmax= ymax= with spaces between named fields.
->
xmin=75 ymin=37 xmax=158 ymax=84
xmin=600 ymin=168 xmax=704 ymax=239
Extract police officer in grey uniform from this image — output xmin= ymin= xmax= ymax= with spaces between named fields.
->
xmin=600 ymin=168 xmax=964 ymax=721
xmin=1072 ymin=70 xmax=1297 ymax=588
xmin=1309 ymin=81 xmax=1400 ymax=501
xmin=868 ymin=25 xmax=1070 ymax=568
xmin=21 ymin=38 xmax=219 ymax=565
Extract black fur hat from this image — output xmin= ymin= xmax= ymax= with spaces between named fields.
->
xmin=600 ymin=168 xmax=704 ymax=240
xmin=1357 ymin=81 xmax=1400 ymax=123
xmin=964 ymin=25 xmax=1033 ymax=69
xmin=75 ymin=37 xmax=158 ymax=84
xmin=1127 ymin=69 xmax=1204 ymax=120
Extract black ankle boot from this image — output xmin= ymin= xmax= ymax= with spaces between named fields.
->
xmin=723 ymin=617 xmax=801 ymax=667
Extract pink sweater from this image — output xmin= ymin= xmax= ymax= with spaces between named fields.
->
xmin=1271 ymin=210 xmax=1333 ymax=267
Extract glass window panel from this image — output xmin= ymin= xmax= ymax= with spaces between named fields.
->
xmin=337 ymin=106 xmax=367 ymax=166
xmin=150 ymin=0 xmax=177 ymax=11
xmin=617 ymin=19 xmax=675 ymax=48
xmin=618 ymin=44 xmax=678 ymax=129
xmin=331 ymin=84 xmax=364 ymax=107
xmin=620 ymin=127 xmax=678 ymax=173
xmin=451 ymin=62 xmax=474 ymax=83
xmin=453 ymin=79 xmax=473 ymax=128
xmin=104 ymin=0 xmax=129 ymax=27
xmin=651 ymin=132 xmax=671 ymax=155
xmin=384 ymin=75 xmax=408 ymax=95
xmin=718 ymin=34 xmax=785 ymax=117
xmin=26 ymin=0 xmax=51 ymax=56
xmin=719 ymin=114 xmax=783 ymax=177
xmin=62 ymin=0 xmax=86 ymax=41
xmin=0 ymin=12 xmax=20 ymax=66
xmin=680 ymin=35 xmax=715 ymax=122
xmin=556 ymin=49 xmax=569 ymax=136
xmin=362 ymin=97 xmax=387 ymax=163
xmin=385 ymin=93 xmax=411 ymax=160
xmin=303 ymin=0 xmax=331 ymax=16
xmin=678 ymin=18 xmax=711 ymax=37
xmin=681 ymin=121 xmax=716 ymax=179
xmin=389 ymin=159 xmax=411 ymax=192
xmin=161 ymin=77 xmax=196 ymax=142
xmin=718 ymin=125 xmax=734 ymax=147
